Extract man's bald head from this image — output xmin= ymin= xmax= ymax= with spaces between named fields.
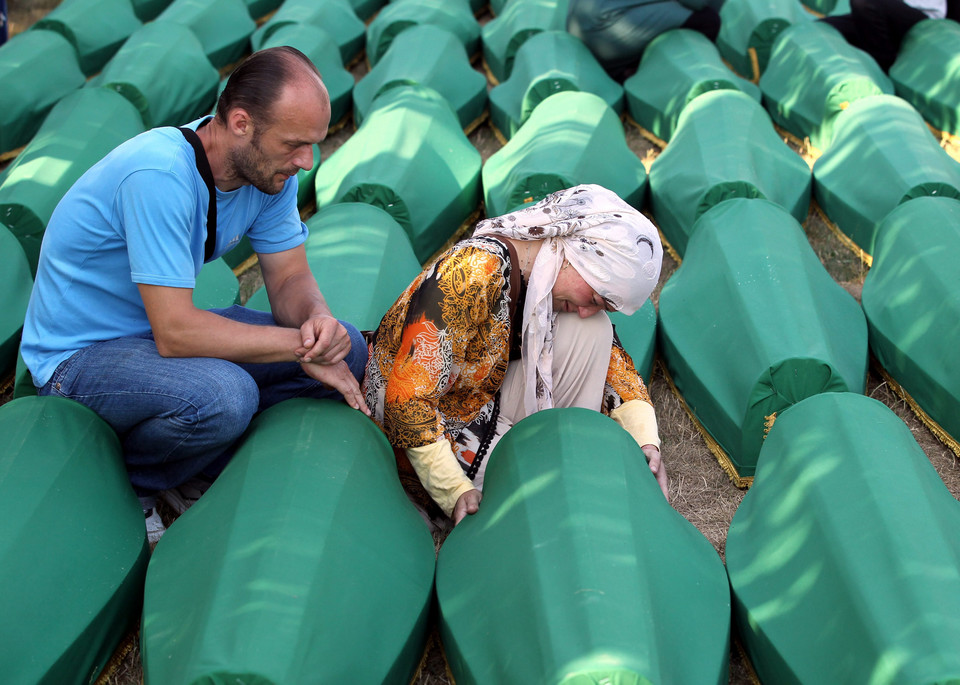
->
xmin=215 ymin=46 xmax=329 ymax=130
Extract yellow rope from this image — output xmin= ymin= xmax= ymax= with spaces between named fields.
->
xmin=747 ymin=47 xmax=761 ymax=84
xmin=658 ymin=359 xmax=753 ymax=489
xmin=873 ymin=359 xmax=960 ymax=459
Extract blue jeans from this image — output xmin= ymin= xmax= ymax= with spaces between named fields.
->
xmin=39 ymin=306 xmax=368 ymax=496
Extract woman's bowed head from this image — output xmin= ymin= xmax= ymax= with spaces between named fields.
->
xmin=364 ymin=184 xmax=667 ymax=530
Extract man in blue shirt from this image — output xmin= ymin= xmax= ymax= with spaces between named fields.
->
xmin=21 ymin=47 xmax=369 ymax=544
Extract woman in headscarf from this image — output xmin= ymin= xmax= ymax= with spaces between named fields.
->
xmin=363 ymin=184 xmax=665 ymax=529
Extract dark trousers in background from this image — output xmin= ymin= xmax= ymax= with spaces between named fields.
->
xmin=821 ymin=0 xmax=928 ymax=71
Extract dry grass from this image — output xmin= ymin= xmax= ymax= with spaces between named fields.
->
xmin=4 ymin=3 xmax=959 ymax=685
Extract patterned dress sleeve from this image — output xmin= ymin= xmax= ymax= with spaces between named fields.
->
xmin=602 ymin=326 xmax=653 ymax=414
xmin=380 ymin=245 xmax=511 ymax=448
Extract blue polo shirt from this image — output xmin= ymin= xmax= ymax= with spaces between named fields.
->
xmin=21 ymin=117 xmax=308 ymax=386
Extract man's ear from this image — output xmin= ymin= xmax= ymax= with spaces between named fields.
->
xmin=226 ymin=107 xmax=252 ymax=138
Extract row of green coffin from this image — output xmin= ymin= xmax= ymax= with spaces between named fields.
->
xmin=5 ymin=11 xmax=958 ymax=271
xmin=759 ymin=18 xmax=960 ymax=155
xmin=4 ymin=389 xmax=959 ymax=683
xmin=0 ymin=0 xmax=559 ymax=156
xmin=658 ymin=195 xmax=960 ymax=482
xmin=728 ymin=391 xmax=960 ymax=684
xmin=0 ymin=394 xmax=730 ymax=684
xmin=4 ymin=92 xmax=959 ymax=469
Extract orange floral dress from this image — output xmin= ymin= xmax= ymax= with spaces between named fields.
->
xmin=363 ymin=236 xmax=652 ymax=470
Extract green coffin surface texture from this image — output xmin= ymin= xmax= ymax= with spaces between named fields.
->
xmin=192 ymin=257 xmax=240 ymax=310
xmin=251 ymin=0 xmax=365 ymax=66
xmin=0 ymin=29 xmax=85 ymax=155
xmin=258 ymin=23 xmax=355 ymax=127
xmin=890 ymin=18 xmax=960 ymax=137
xmin=726 ymin=392 xmax=960 ymax=684
xmin=89 ymin=21 xmax=219 ymax=129
xmin=0 ymin=228 xmax=32 ymax=375
xmin=609 ymin=299 xmax=656 ymax=385
xmin=625 ymin=28 xmax=760 ymax=144
xmin=247 ymin=202 xmax=421 ymax=330
xmin=716 ymin=0 xmax=813 ymax=80
xmin=0 ymin=88 xmax=145 ymax=275
xmin=481 ymin=0 xmax=569 ymax=84
xmin=436 ymin=408 xmax=731 ymax=685
xmin=483 ymin=91 xmax=647 ymax=217
xmin=13 ymin=351 xmax=37 ymax=398
xmin=314 ymin=84 xmax=481 ymax=263
xmin=657 ymin=199 xmax=867 ymax=479
xmin=141 ymin=399 xmax=436 ymax=685
xmin=648 ymin=89 xmax=811 ymax=258
xmin=365 ymin=0 xmax=480 ymax=68
xmin=760 ymin=21 xmax=894 ymax=152
xmin=861 ymin=196 xmax=960 ymax=447
xmin=156 ymin=0 xmax=256 ymax=69
xmin=33 ymin=0 xmax=143 ymax=76
xmin=0 ymin=396 xmax=149 ymax=685
xmin=244 ymin=0 xmax=282 ymax=21
xmin=354 ymin=23 xmax=487 ymax=131
xmin=813 ymin=94 xmax=960 ymax=257
xmin=346 ymin=0 xmax=386 ymax=21
xmin=132 ymin=0 xmax=174 ymax=21
xmin=489 ymin=29 xmax=623 ymax=141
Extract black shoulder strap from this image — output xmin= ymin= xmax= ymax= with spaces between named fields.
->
xmin=178 ymin=126 xmax=217 ymax=263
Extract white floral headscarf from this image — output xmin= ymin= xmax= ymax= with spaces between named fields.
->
xmin=474 ymin=184 xmax=662 ymax=413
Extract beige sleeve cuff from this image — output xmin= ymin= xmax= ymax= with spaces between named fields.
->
xmin=610 ymin=399 xmax=661 ymax=450
xmin=405 ymin=440 xmax=476 ymax=518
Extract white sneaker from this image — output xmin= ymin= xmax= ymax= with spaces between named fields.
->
xmin=160 ymin=476 xmax=213 ymax=515
xmin=145 ymin=508 xmax=166 ymax=546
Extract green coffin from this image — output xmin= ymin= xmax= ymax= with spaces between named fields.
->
xmin=132 ymin=0 xmax=173 ymax=21
xmin=192 ymin=258 xmax=240 ymax=310
xmin=727 ymin=392 xmax=960 ymax=684
xmin=354 ymin=23 xmax=487 ymax=131
xmin=251 ymin=0 xmax=365 ymax=66
xmin=0 ymin=396 xmax=149 ymax=685
xmin=0 ymin=29 xmax=85 ymax=155
xmin=346 ymin=0 xmax=386 ymax=21
xmin=243 ymin=0 xmax=282 ymax=20
xmin=141 ymin=399 xmax=436 ymax=684
xmin=247 ymin=202 xmax=421 ymax=331
xmin=648 ymin=89 xmax=811 ymax=258
xmin=481 ymin=0 xmax=569 ymax=84
xmin=89 ymin=21 xmax=220 ymax=129
xmin=890 ymin=18 xmax=960 ymax=137
xmin=657 ymin=198 xmax=867 ymax=481
xmin=799 ymin=0 xmax=839 ymax=12
xmin=609 ymin=299 xmax=657 ymax=384
xmin=13 ymin=351 xmax=36 ymax=398
xmin=365 ymin=0 xmax=480 ymax=67
xmin=258 ymin=23 xmax=355 ymax=127
xmin=483 ymin=91 xmax=647 ymax=217
xmin=759 ymin=21 xmax=894 ymax=151
xmin=489 ymin=29 xmax=623 ymax=141
xmin=812 ymin=94 xmax=960 ymax=257
xmin=862 ymin=196 xmax=960 ymax=448
xmin=0 ymin=88 xmax=145 ymax=275
xmin=314 ymin=84 xmax=482 ymax=263
xmin=156 ymin=0 xmax=256 ymax=69
xmin=33 ymin=0 xmax=143 ymax=76
xmin=625 ymin=28 xmax=760 ymax=144
xmin=0 ymin=227 xmax=32 ymax=375
xmin=716 ymin=0 xmax=813 ymax=81
xmin=436 ymin=408 xmax=731 ymax=685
